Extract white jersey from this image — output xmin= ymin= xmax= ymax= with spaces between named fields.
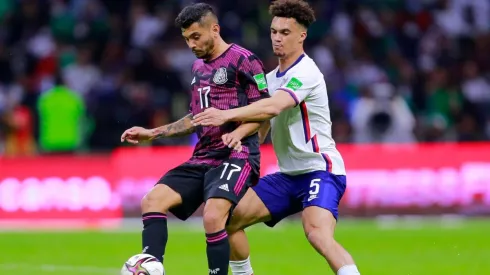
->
xmin=266 ymin=54 xmax=346 ymax=176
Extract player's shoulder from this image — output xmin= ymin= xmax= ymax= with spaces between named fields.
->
xmin=285 ymin=54 xmax=323 ymax=84
xmin=230 ymin=44 xmax=256 ymax=58
xmin=294 ymin=54 xmax=322 ymax=77
xmin=192 ymin=59 xmax=204 ymax=71
xmin=229 ymin=44 xmax=263 ymax=66
xmin=266 ymin=67 xmax=278 ymax=82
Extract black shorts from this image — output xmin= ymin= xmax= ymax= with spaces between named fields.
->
xmin=158 ymin=159 xmax=258 ymax=221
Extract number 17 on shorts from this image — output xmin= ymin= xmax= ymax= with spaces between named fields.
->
xmin=204 ymin=159 xmax=256 ymax=204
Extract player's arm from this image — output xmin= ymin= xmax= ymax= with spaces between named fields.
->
xmin=226 ymin=74 xmax=313 ymax=121
xmin=193 ymin=75 xmax=315 ymax=126
xmin=258 ymin=120 xmax=271 ymax=144
xmin=222 ymin=121 xmax=265 ymax=152
xmin=232 ymin=122 xmax=262 ymax=139
xmin=192 ymin=90 xmax=297 ymax=125
xmin=121 ymin=113 xmax=195 ymax=144
xmin=151 ymin=113 xmax=196 ymax=139
xmin=225 ymin=90 xmax=296 ymax=122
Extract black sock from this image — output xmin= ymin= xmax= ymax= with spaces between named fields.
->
xmin=206 ymin=229 xmax=230 ymax=275
xmin=142 ymin=212 xmax=168 ymax=262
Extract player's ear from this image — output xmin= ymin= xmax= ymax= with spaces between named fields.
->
xmin=299 ymin=31 xmax=307 ymax=43
xmin=212 ymin=23 xmax=220 ymax=38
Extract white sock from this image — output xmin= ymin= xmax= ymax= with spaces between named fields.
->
xmin=337 ymin=265 xmax=360 ymax=275
xmin=230 ymin=256 xmax=254 ymax=275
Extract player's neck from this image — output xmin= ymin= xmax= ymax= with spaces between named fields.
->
xmin=207 ymin=38 xmax=230 ymax=61
xmin=279 ymin=50 xmax=305 ymax=73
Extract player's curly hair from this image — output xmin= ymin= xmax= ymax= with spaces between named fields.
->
xmin=269 ymin=0 xmax=316 ymax=28
xmin=175 ymin=3 xmax=217 ymax=29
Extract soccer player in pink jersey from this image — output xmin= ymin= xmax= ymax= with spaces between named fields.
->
xmin=121 ymin=3 xmax=269 ymax=275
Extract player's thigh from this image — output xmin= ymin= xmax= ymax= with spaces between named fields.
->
xmin=152 ymin=163 xmax=207 ymax=220
xmin=249 ymin=172 xmax=303 ymax=228
xmin=301 ymin=172 xmax=347 ymax=234
xmin=141 ymin=184 xmax=182 ymax=213
xmin=227 ymin=188 xmax=271 ymax=233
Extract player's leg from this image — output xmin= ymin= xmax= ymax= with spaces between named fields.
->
xmin=140 ymin=164 xmax=205 ymax=262
xmin=300 ymin=172 xmax=360 ymax=274
xmin=302 ymin=207 xmax=358 ymax=274
xmin=140 ymin=184 xmax=181 ymax=262
xmin=202 ymin=159 xmax=259 ymax=275
xmin=201 ymin=197 xmax=233 ymax=275
xmin=227 ymin=188 xmax=272 ymax=275
xmin=228 ymin=230 xmax=253 ymax=274
xmin=227 ymin=173 xmax=302 ymax=275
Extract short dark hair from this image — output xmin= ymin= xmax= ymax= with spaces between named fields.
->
xmin=175 ymin=3 xmax=217 ymax=29
xmin=269 ymin=0 xmax=316 ymax=29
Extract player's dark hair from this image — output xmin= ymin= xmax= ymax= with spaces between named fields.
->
xmin=175 ymin=3 xmax=217 ymax=29
xmin=269 ymin=0 xmax=316 ymax=29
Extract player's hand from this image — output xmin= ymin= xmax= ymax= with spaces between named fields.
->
xmin=192 ymin=107 xmax=230 ymax=127
xmin=222 ymin=133 xmax=243 ymax=153
xmin=120 ymin=126 xmax=154 ymax=144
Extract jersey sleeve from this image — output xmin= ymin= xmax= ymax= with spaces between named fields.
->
xmin=239 ymin=55 xmax=270 ymax=103
xmin=277 ymin=74 xmax=320 ymax=106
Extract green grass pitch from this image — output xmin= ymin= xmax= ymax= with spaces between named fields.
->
xmin=0 ymin=218 xmax=488 ymax=274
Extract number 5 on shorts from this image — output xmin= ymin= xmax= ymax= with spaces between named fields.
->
xmin=220 ymin=162 xmax=242 ymax=180
xmin=309 ymin=178 xmax=320 ymax=195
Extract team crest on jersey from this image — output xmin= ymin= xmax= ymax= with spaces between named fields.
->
xmin=213 ymin=67 xmax=228 ymax=85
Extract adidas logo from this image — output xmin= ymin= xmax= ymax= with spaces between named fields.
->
xmin=218 ymin=184 xmax=229 ymax=192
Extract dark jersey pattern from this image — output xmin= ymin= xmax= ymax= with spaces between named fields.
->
xmin=187 ymin=44 xmax=269 ymax=168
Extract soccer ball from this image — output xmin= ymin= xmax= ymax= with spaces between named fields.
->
xmin=121 ymin=254 xmax=165 ymax=275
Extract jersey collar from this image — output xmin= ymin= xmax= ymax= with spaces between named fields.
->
xmin=276 ymin=53 xmax=305 ymax=78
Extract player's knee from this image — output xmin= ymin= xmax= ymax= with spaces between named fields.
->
xmin=141 ymin=185 xmax=180 ymax=214
xmin=303 ymin=219 xmax=333 ymax=245
xmin=305 ymin=226 xmax=333 ymax=241
xmin=304 ymin=225 xmax=336 ymax=255
xmin=203 ymin=210 xmax=228 ymax=232
xmin=203 ymin=200 xmax=231 ymax=231
xmin=226 ymin=217 xmax=242 ymax=234
xmin=226 ymin=206 xmax=248 ymax=233
xmin=302 ymin=207 xmax=336 ymax=240
xmin=141 ymin=192 xmax=166 ymax=213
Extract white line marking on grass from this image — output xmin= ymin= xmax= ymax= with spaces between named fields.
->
xmin=0 ymin=263 xmax=119 ymax=274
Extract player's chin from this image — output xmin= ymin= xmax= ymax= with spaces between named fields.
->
xmin=273 ymin=51 xmax=286 ymax=58
xmin=193 ymin=51 xmax=206 ymax=58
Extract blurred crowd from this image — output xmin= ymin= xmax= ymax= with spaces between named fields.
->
xmin=0 ymin=0 xmax=490 ymax=156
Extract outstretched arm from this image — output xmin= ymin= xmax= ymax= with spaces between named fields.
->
xmin=151 ymin=113 xmax=196 ymax=139
xmin=192 ymin=90 xmax=296 ymax=126
xmin=227 ymin=90 xmax=296 ymax=122
xmin=121 ymin=113 xmax=196 ymax=144
xmin=192 ymin=74 xmax=318 ymax=127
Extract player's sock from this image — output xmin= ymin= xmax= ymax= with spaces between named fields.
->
xmin=230 ymin=256 xmax=254 ymax=275
xmin=142 ymin=212 xmax=168 ymax=262
xmin=337 ymin=265 xmax=360 ymax=275
xmin=206 ymin=229 xmax=230 ymax=275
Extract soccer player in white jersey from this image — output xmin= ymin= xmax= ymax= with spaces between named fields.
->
xmin=192 ymin=0 xmax=361 ymax=274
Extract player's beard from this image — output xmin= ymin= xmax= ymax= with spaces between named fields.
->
xmin=273 ymin=50 xmax=286 ymax=58
xmin=272 ymin=45 xmax=286 ymax=58
xmin=194 ymin=38 xmax=215 ymax=60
